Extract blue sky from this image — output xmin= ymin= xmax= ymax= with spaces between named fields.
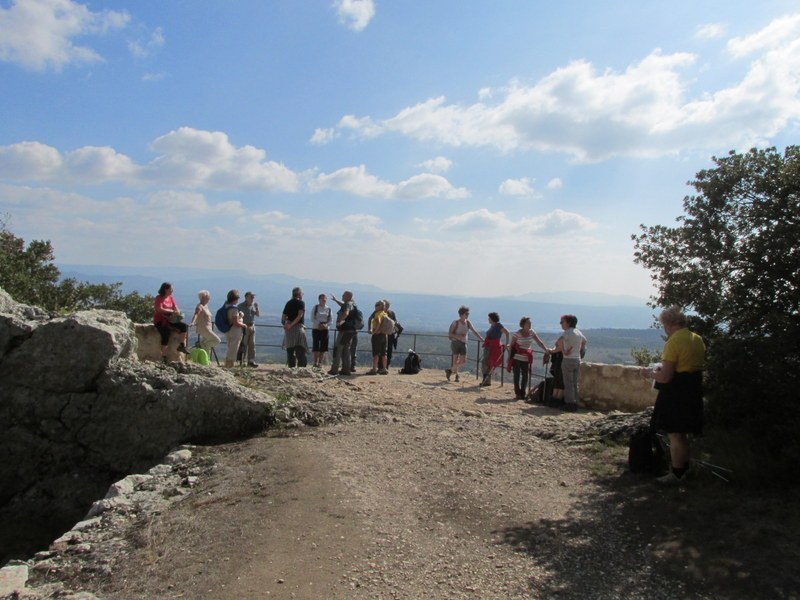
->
xmin=1 ymin=0 xmax=798 ymax=299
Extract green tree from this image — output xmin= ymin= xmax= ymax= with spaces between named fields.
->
xmin=0 ymin=217 xmax=154 ymax=322
xmin=632 ymin=146 xmax=800 ymax=485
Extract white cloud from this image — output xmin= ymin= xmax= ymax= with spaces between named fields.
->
xmin=322 ymin=17 xmax=800 ymax=161
xmin=309 ymin=127 xmax=338 ymax=145
xmin=417 ymin=156 xmax=452 ymax=173
xmin=142 ymin=72 xmax=166 ymax=82
xmin=0 ymin=128 xmax=299 ymax=192
xmin=128 ymin=26 xmax=164 ymax=59
xmin=0 ymin=0 xmax=129 ymax=71
xmin=333 ymin=0 xmax=375 ymax=32
xmin=146 ymin=128 xmax=299 ymax=191
xmin=147 ymin=190 xmax=208 ymax=214
xmin=499 ymin=177 xmax=535 ymax=196
xmin=441 ymin=207 xmax=595 ymax=236
xmin=309 ymin=165 xmax=469 ymax=199
xmin=695 ymin=23 xmax=727 ymax=40
xmin=727 ymin=13 xmax=800 ymax=57
xmin=546 ymin=178 xmax=563 ymax=190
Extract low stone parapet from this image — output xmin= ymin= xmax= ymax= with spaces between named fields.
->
xmin=579 ymin=362 xmax=656 ymax=412
xmin=135 ymin=323 xmax=187 ymax=363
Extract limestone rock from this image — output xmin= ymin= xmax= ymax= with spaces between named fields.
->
xmin=0 ymin=310 xmax=136 ymax=393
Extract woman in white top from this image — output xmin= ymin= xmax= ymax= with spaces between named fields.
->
xmin=311 ymin=293 xmax=332 ymax=368
xmin=445 ymin=305 xmax=484 ymax=383
xmin=509 ymin=316 xmax=548 ymax=399
xmin=189 ymin=290 xmax=221 ymax=355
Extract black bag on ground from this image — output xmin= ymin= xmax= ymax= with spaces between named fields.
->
xmin=628 ymin=428 xmax=666 ymax=474
xmin=527 ymin=377 xmax=554 ymax=404
xmin=400 ymin=351 xmax=422 ymax=374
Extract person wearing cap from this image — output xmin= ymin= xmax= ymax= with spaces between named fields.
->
xmin=237 ymin=291 xmax=260 ymax=367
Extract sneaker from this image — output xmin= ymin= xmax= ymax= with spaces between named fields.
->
xmin=177 ymin=344 xmax=190 ymax=355
xmin=366 ymin=369 xmax=378 ymax=375
xmin=445 ymin=368 xmax=452 ymax=381
xmin=378 ymin=369 xmax=388 ymax=375
xmin=327 ymin=369 xmax=338 ymax=375
xmin=454 ymin=374 xmax=460 ymax=382
xmin=247 ymin=361 xmax=259 ymax=368
xmin=480 ymin=376 xmax=491 ymax=387
xmin=656 ymin=471 xmax=684 ymax=486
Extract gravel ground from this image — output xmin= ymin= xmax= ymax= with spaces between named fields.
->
xmin=19 ymin=364 xmax=800 ymax=600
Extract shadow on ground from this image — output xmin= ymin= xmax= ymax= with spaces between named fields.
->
xmin=497 ymin=462 xmax=800 ymax=599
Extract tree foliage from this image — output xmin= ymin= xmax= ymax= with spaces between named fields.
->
xmin=632 ymin=147 xmax=800 ymax=485
xmin=0 ymin=217 xmax=153 ymax=322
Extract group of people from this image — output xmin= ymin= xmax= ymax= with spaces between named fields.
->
xmin=151 ymin=284 xmax=402 ymax=372
xmin=445 ymin=306 xmax=587 ymax=411
xmin=153 ymin=282 xmax=705 ymax=485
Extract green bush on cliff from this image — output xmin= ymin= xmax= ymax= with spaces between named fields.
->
xmin=0 ymin=215 xmax=153 ymax=322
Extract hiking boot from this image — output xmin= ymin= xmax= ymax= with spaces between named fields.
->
xmin=378 ymin=369 xmax=388 ymax=375
xmin=177 ymin=344 xmax=189 ymax=355
xmin=454 ymin=374 xmax=460 ymax=382
xmin=366 ymin=369 xmax=378 ymax=375
xmin=445 ymin=368 xmax=452 ymax=381
xmin=248 ymin=361 xmax=259 ymax=368
xmin=327 ymin=369 xmax=338 ymax=375
xmin=480 ymin=376 xmax=491 ymax=387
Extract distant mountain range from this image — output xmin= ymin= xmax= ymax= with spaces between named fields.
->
xmin=58 ymin=264 xmax=657 ymax=332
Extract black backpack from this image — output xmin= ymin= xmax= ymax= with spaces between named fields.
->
xmin=400 ymin=351 xmax=422 ymax=374
xmin=628 ymin=428 xmax=666 ymax=474
xmin=527 ymin=377 xmax=554 ymax=404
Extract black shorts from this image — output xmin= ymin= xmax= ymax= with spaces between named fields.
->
xmin=312 ymin=328 xmax=329 ymax=352
xmin=156 ymin=322 xmax=187 ymax=346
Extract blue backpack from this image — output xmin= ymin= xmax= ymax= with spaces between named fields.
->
xmin=215 ymin=304 xmax=232 ymax=333
xmin=348 ymin=304 xmax=365 ymax=330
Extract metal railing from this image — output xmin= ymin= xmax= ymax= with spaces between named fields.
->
xmin=208 ymin=323 xmax=550 ymax=393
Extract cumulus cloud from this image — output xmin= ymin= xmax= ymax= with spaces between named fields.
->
xmin=333 ymin=0 xmax=375 ymax=31
xmin=695 ymin=23 xmax=727 ymax=40
xmin=546 ymin=177 xmax=563 ymax=189
xmin=309 ymin=165 xmax=469 ymax=200
xmin=309 ymin=127 xmax=338 ymax=145
xmin=128 ymin=26 xmax=164 ymax=59
xmin=0 ymin=0 xmax=129 ymax=71
xmin=498 ymin=177 xmax=535 ymax=196
xmin=0 ymin=127 xmax=299 ymax=192
xmin=417 ymin=156 xmax=453 ymax=173
xmin=441 ymin=208 xmax=595 ymax=236
xmin=320 ymin=15 xmax=800 ymax=161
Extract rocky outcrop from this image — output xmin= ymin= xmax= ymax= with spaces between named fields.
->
xmin=0 ymin=287 xmax=278 ymax=565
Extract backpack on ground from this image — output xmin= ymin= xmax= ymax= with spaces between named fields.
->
xmin=378 ymin=314 xmax=396 ymax=335
xmin=348 ymin=304 xmax=365 ymax=330
xmin=527 ymin=377 xmax=554 ymax=404
xmin=628 ymin=428 xmax=666 ymax=474
xmin=190 ymin=347 xmax=210 ymax=365
xmin=400 ymin=350 xmax=422 ymax=374
xmin=215 ymin=305 xmax=232 ymax=333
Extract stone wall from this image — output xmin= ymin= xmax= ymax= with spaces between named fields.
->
xmin=579 ymin=362 xmax=657 ymax=412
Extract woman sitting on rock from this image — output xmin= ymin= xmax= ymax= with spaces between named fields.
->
xmin=153 ymin=282 xmax=189 ymax=362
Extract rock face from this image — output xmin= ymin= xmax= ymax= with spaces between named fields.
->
xmin=0 ymin=287 xmax=277 ymax=564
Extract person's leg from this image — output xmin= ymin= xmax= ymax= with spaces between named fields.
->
xmin=225 ymin=329 xmax=242 ymax=368
xmin=387 ymin=334 xmax=394 ymax=365
xmin=247 ymin=326 xmax=256 ymax=362
xmin=329 ymin=333 xmax=342 ymax=373
xmin=157 ymin=325 xmax=170 ymax=360
xmin=481 ymin=348 xmax=492 ymax=384
xmin=520 ymin=362 xmax=529 ymax=397
xmin=296 ymin=346 xmax=307 ymax=368
xmin=512 ymin=361 xmax=521 ymax=396
xmin=341 ymin=331 xmax=354 ymax=373
xmin=350 ymin=333 xmax=358 ymax=370
xmin=562 ymin=360 xmax=576 ymax=405
xmin=286 ymin=348 xmax=296 ymax=368
xmin=668 ymin=433 xmax=690 ymax=471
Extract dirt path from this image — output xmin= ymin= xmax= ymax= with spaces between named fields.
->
xmin=31 ymin=365 xmax=800 ymax=599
